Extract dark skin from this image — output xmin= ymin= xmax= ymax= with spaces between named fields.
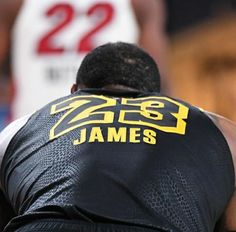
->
xmin=131 ymin=0 xmax=170 ymax=92
xmin=0 ymin=0 xmax=22 ymax=70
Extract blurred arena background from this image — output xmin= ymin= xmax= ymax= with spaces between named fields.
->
xmin=1 ymin=0 xmax=236 ymax=130
xmin=167 ymin=0 xmax=236 ymax=121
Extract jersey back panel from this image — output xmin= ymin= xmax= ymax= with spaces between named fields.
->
xmin=2 ymin=90 xmax=234 ymax=232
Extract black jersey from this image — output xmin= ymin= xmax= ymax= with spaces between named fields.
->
xmin=1 ymin=89 xmax=234 ymax=232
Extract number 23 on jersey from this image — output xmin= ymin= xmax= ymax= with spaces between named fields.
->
xmin=49 ymin=95 xmax=189 ymax=145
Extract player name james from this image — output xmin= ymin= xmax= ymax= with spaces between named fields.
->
xmin=73 ymin=127 xmax=157 ymax=145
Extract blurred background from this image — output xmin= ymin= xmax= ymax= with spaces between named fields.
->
xmin=166 ymin=0 xmax=236 ymax=121
xmin=1 ymin=0 xmax=236 ymax=131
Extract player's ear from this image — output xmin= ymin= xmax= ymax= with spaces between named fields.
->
xmin=71 ymin=84 xmax=78 ymax=93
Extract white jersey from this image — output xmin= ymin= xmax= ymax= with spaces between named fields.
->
xmin=12 ymin=0 xmax=139 ymax=120
xmin=0 ymin=114 xmax=31 ymax=167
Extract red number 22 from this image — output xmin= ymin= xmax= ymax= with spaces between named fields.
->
xmin=37 ymin=3 xmax=114 ymax=55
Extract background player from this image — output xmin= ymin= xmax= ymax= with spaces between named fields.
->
xmin=0 ymin=42 xmax=235 ymax=231
xmin=0 ymin=0 xmax=169 ymax=123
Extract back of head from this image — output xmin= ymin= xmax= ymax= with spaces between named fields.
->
xmin=76 ymin=42 xmax=161 ymax=92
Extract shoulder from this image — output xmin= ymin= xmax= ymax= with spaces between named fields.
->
xmin=203 ymin=111 xmax=236 ymax=231
xmin=206 ymin=111 xmax=236 ymax=146
xmin=0 ymin=113 xmax=32 ymax=164
xmin=205 ymin=111 xmax=236 ymax=177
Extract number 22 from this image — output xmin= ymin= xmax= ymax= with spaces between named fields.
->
xmin=37 ymin=3 xmax=114 ymax=54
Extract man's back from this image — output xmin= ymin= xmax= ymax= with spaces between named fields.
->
xmin=2 ymin=89 xmax=234 ymax=232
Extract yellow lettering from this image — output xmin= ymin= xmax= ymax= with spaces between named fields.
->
xmin=143 ymin=129 xmax=156 ymax=145
xmin=73 ymin=127 xmax=157 ymax=145
xmin=89 ymin=127 xmax=104 ymax=143
xmin=130 ymin=128 xmax=141 ymax=143
xmin=74 ymin=128 xmax=87 ymax=145
xmin=107 ymin=127 xmax=127 ymax=142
